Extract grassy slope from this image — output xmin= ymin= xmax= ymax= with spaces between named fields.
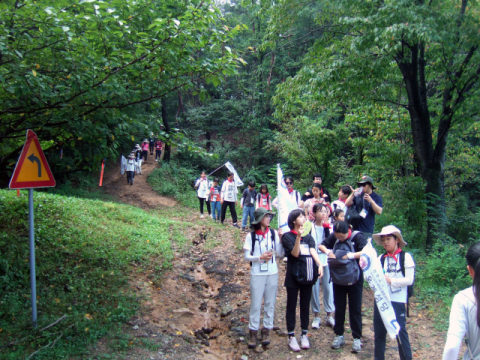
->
xmin=0 ymin=189 xmax=177 ymax=359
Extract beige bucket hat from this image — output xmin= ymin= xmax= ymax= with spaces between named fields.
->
xmin=372 ymin=225 xmax=407 ymax=248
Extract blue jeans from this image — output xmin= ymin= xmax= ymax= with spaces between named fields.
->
xmin=374 ymin=301 xmax=412 ymax=360
xmin=241 ymin=206 xmax=255 ymax=228
xmin=211 ymin=201 xmax=221 ymax=219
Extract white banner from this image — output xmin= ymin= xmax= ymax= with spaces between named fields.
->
xmin=120 ymin=155 xmax=126 ymax=175
xmin=277 ymin=164 xmax=298 ymax=233
xmin=225 ymin=161 xmax=244 ymax=187
xmin=359 ymin=240 xmax=400 ymax=339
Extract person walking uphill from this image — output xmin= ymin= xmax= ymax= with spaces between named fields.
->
xmin=372 ymin=225 xmax=414 ymax=360
xmin=221 ymin=172 xmax=240 ymax=228
xmin=195 ymin=171 xmax=211 ymax=218
xmin=345 ymin=175 xmax=383 ymax=239
xmin=154 ymin=139 xmax=163 ymax=162
xmin=125 ymin=153 xmax=135 ymax=185
xmin=141 ymin=140 xmax=149 ymax=162
xmin=243 ymin=208 xmax=284 ymax=348
xmin=319 ymin=221 xmax=367 ymax=353
xmin=241 ymin=180 xmax=257 ymax=231
xmin=282 ymin=209 xmax=323 ymax=352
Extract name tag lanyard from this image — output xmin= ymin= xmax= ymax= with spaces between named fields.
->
xmin=255 ymin=233 xmax=275 ymax=264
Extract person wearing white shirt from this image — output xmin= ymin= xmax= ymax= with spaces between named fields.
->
xmin=443 ymin=241 xmax=480 ymax=360
xmin=372 ymin=225 xmax=414 ymax=360
xmin=220 ymin=172 xmax=239 ymax=228
xmin=272 ymin=176 xmax=304 ymax=210
xmin=194 ymin=171 xmax=211 ymax=218
xmin=243 ymin=208 xmax=284 ymax=348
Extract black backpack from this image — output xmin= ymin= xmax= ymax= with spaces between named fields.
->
xmin=291 ymin=237 xmax=319 ymax=285
xmin=381 ymin=251 xmax=415 ymax=316
xmin=327 ymin=231 xmax=361 ymax=286
xmin=250 ymin=229 xmax=276 ymax=267
xmin=345 ymin=197 xmax=363 ymax=226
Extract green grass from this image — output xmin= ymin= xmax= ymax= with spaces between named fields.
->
xmin=0 ymin=189 xmax=178 ymax=359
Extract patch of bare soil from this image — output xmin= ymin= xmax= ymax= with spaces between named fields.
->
xmin=92 ymin=157 xmax=460 ymax=359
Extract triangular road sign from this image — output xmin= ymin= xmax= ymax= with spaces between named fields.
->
xmin=9 ymin=130 xmax=56 ymax=189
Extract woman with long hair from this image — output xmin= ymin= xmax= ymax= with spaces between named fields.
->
xmin=442 ymin=241 xmax=480 ymax=359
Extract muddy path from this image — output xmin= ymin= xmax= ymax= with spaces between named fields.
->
xmin=94 ymin=157 xmax=456 ymax=360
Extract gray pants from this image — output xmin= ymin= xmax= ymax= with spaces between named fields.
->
xmin=249 ymin=273 xmax=279 ymax=330
xmin=311 ymin=265 xmax=335 ymax=314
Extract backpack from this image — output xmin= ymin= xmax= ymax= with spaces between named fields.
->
xmin=380 ymin=251 xmax=415 ymax=316
xmin=290 ymin=235 xmax=319 ymax=285
xmin=327 ymin=231 xmax=361 ymax=286
xmin=345 ymin=197 xmax=363 ymax=225
xmin=250 ymin=229 xmax=276 ymax=267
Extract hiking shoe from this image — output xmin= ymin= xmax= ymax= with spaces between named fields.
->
xmin=260 ymin=328 xmax=271 ymax=346
xmin=248 ymin=330 xmax=258 ymax=348
xmin=200 ymin=214 xmax=204 ymax=219
xmin=232 ymin=223 xmax=240 ymax=228
xmin=300 ymin=335 xmax=310 ymax=349
xmin=241 ymin=227 xmax=246 ymax=232
xmin=288 ymin=337 xmax=301 ymax=352
xmin=326 ymin=316 xmax=335 ymax=327
xmin=352 ymin=338 xmax=362 ymax=353
xmin=312 ymin=317 xmax=321 ymax=329
xmin=331 ymin=335 xmax=345 ymax=349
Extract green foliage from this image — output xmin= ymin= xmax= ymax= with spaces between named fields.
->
xmin=0 ymin=189 xmax=178 ymax=358
xmin=0 ymin=0 xmax=244 ymax=180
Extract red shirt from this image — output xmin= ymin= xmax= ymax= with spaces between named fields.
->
xmin=155 ymin=141 xmax=163 ymax=150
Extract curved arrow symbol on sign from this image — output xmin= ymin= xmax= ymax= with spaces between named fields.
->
xmin=28 ymin=153 xmax=41 ymax=177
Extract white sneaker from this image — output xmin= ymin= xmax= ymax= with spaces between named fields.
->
xmin=288 ymin=336 xmax=301 ymax=352
xmin=200 ymin=214 xmax=204 ymax=218
xmin=326 ymin=316 xmax=335 ymax=327
xmin=300 ymin=335 xmax=310 ymax=349
xmin=352 ymin=338 xmax=362 ymax=353
xmin=331 ymin=335 xmax=345 ymax=349
xmin=283 ymin=256 xmax=288 ymax=263
xmin=312 ymin=317 xmax=321 ymax=329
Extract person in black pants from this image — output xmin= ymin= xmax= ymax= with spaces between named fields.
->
xmin=220 ymin=201 xmax=237 ymax=224
xmin=319 ymin=221 xmax=367 ymax=353
xmin=149 ymin=138 xmax=155 ymax=155
xmin=281 ymin=209 xmax=323 ymax=352
xmin=220 ymin=172 xmax=240 ymax=227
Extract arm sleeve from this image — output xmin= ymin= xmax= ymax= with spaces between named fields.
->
xmin=390 ymin=267 xmax=415 ymax=287
xmin=243 ymin=233 xmax=260 ymax=263
xmin=274 ymin=231 xmax=284 ymax=258
xmin=442 ymin=294 xmax=466 ymax=360
xmin=244 ymin=249 xmax=260 ymax=263
xmin=282 ymin=234 xmax=294 ymax=257
xmin=354 ymin=233 xmax=368 ymax=252
xmin=194 ymin=179 xmax=200 ymax=188
xmin=321 ymin=233 xmax=336 ymax=249
xmin=220 ymin=182 xmax=226 ymax=200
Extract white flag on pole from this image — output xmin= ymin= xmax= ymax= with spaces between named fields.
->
xmin=225 ymin=161 xmax=244 ymax=187
xmin=359 ymin=239 xmax=400 ymax=339
xmin=120 ymin=155 xmax=126 ymax=175
xmin=277 ymin=164 xmax=298 ymax=233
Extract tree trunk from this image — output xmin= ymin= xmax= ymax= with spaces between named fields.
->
xmin=161 ymin=97 xmax=171 ymax=162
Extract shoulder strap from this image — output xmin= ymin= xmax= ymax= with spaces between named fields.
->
xmin=250 ymin=231 xmax=257 ymax=255
xmin=380 ymin=254 xmax=386 ymax=267
xmin=295 ymin=191 xmax=299 ymax=204
xmin=270 ymin=228 xmax=276 ymax=252
xmin=348 ymin=231 xmax=361 ymax=252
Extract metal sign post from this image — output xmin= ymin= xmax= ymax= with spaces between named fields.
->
xmin=9 ymin=130 xmax=56 ymax=327
xmin=28 ymin=188 xmax=37 ymax=327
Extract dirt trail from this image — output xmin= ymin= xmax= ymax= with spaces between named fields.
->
xmin=96 ymin=158 xmax=456 ymax=360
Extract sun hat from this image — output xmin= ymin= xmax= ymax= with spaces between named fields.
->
xmin=135 ymin=144 xmax=140 ymax=149
xmin=357 ymin=175 xmax=376 ymax=189
xmin=128 ymin=153 xmax=135 ymax=159
xmin=251 ymin=207 xmax=276 ymax=225
xmin=372 ymin=225 xmax=407 ymax=248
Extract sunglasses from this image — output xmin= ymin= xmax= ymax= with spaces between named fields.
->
xmin=285 ymin=182 xmax=293 ymax=185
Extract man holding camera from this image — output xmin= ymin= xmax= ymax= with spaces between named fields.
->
xmin=345 ymin=176 xmax=383 ymax=239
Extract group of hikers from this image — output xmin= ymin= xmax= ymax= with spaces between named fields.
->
xmin=124 ymin=137 xmax=163 ymax=185
xmin=194 ymin=171 xmax=480 ymax=359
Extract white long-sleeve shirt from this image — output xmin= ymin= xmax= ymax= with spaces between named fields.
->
xmin=221 ymin=180 xmax=238 ymax=202
xmin=443 ymin=286 xmax=479 ymax=360
xmin=243 ymin=229 xmax=284 ymax=275
xmin=272 ymin=190 xmax=302 ymax=209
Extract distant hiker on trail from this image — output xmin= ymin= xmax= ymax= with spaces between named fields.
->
xmin=443 ymin=241 xmax=480 ymax=360
xmin=141 ymin=140 xmax=149 ymax=162
xmin=302 ymin=173 xmax=331 ymax=204
xmin=134 ymin=144 xmax=142 ymax=175
xmin=125 ymin=153 xmax=135 ymax=186
xmin=149 ymin=137 xmax=155 ymax=155
xmin=281 ymin=209 xmax=323 ymax=352
xmin=373 ymin=225 xmax=414 ymax=360
xmin=309 ymin=203 xmax=335 ymax=330
xmin=241 ymin=180 xmax=257 ymax=231
xmin=209 ymin=177 xmax=221 ymax=222
xmin=243 ymin=208 xmax=284 ymax=349
xmin=256 ymin=184 xmax=272 ymax=211
xmin=272 ymin=176 xmax=304 ymax=210
xmin=155 ymin=139 xmax=163 ymax=162
xmin=345 ymin=175 xmax=383 ymax=239
xmin=194 ymin=171 xmax=211 ymax=219
xmin=319 ymin=221 xmax=367 ymax=353
xmin=331 ymin=185 xmax=352 ymax=212
xmin=220 ymin=172 xmax=240 ymax=228
xmin=303 ymin=183 xmax=326 ymax=222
